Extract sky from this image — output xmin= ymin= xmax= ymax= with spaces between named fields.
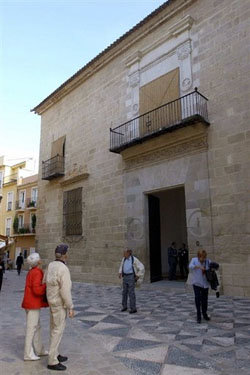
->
xmin=0 ymin=0 xmax=165 ymax=166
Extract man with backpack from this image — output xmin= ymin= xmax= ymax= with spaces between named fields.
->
xmin=119 ymin=249 xmax=145 ymax=314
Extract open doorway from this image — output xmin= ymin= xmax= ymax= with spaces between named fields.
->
xmin=148 ymin=186 xmax=188 ymax=282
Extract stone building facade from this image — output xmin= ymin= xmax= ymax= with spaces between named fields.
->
xmin=33 ymin=0 xmax=250 ymax=296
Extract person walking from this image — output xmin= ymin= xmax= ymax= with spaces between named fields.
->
xmin=189 ymin=249 xmax=211 ymax=324
xmin=45 ymin=244 xmax=74 ymax=371
xmin=119 ymin=249 xmax=145 ymax=314
xmin=178 ymin=243 xmax=189 ymax=279
xmin=22 ymin=252 xmax=49 ymax=360
xmin=0 ymin=256 xmax=5 ymax=291
xmin=16 ymin=252 xmax=24 ymax=275
xmin=168 ymin=242 xmax=178 ymax=280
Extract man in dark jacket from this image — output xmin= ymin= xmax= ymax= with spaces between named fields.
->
xmin=168 ymin=242 xmax=178 ymax=280
xmin=16 ymin=253 xmax=24 ymax=275
xmin=178 ymin=243 xmax=189 ymax=279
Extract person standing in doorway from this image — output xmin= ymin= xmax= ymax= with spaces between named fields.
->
xmin=178 ymin=243 xmax=189 ymax=279
xmin=16 ymin=252 xmax=24 ymax=275
xmin=0 ymin=256 xmax=5 ymax=291
xmin=119 ymin=249 xmax=145 ymax=314
xmin=45 ymin=244 xmax=74 ymax=371
xmin=168 ymin=242 xmax=178 ymax=280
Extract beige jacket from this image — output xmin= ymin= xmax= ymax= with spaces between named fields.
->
xmin=45 ymin=260 xmax=73 ymax=310
xmin=119 ymin=256 xmax=145 ymax=286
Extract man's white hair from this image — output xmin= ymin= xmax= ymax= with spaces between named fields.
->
xmin=27 ymin=252 xmax=40 ymax=267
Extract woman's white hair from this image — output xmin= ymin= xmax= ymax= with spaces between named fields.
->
xmin=27 ymin=252 xmax=40 ymax=267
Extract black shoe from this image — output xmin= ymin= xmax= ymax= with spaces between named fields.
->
xmin=57 ymin=355 xmax=68 ymax=363
xmin=47 ymin=363 xmax=67 ymax=371
xmin=121 ymin=307 xmax=127 ymax=312
xmin=129 ymin=309 xmax=137 ymax=314
xmin=197 ymin=318 xmax=201 ymax=324
xmin=203 ymin=314 xmax=210 ymax=321
xmin=216 ymin=292 xmax=220 ymax=298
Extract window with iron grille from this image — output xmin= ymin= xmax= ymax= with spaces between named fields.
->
xmin=63 ymin=188 xmax=82 ymax=235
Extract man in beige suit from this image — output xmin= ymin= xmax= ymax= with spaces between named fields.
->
xmin=45 ymin=244 xmax=74 ymax=371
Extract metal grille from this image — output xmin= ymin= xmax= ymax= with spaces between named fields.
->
xmin=63 ymin=188 xmax=82 ymax=236
xmin=110 ymin=88 xmax=209 ymax=153
xmin=42 ymin=155 xmax=65 ymax=180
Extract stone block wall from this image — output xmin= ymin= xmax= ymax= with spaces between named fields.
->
xmin=37 ymin=0 xmax=250 ymax=295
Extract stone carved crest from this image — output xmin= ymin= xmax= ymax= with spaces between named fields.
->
xmin=181 ymin=77 xmax=192 ymax=91
xmin=177 ymin=42 xmax=192 ymax=61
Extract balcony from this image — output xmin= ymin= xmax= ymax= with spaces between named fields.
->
xmin=16 ymin=201 xmax=25 ymax=211
xmin=3 ymin=174 xmax=18 ymax=185
xmin=26 ymin=198 xmax=37 ymax=209
xmin=15 ymin=223 xmax=35 ymax=235
xmin=110 ymin=89 xmax=209 ymax=154
xmin=42 ymin=155 xmax=65 ymax=180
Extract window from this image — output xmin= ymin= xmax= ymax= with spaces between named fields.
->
xmin=0 ymin=171 xmax=3 ymax=188
xmin=18 ymin=215 xmax=24 ymax=229
xmin=6 ymin=218 xmax=11 ymax=236
xmin=23 ymin=249 xmax=28 ymax=259
xmin=19 ymin=190 xmax=26 ymax=208
xmin=31 ymin=187 xmax=38 ymax=204
xmin=7 ymin=192 xmax=13 ymax=211
xmin=51 ymin=135 xmax=66 ymax=158
xmin=63 ymin=188 xmax=82 ymax=235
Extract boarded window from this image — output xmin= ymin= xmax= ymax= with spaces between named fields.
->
xmin=139 ymin=68 xmax=180 ymax=135
xmin=63 ymin=188 xmax=82 ymax=236
xmin=51 ymin=135 xmax=66 ymax=158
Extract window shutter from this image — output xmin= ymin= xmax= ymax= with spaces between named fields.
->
xmin=51 ymin=135 xmax=66 ymax=158
xmin=139 ymin=68 xmax=180 ymax=135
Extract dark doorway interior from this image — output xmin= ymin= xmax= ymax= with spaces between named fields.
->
xmin=148 ymin=186 xmax=187 ymax=282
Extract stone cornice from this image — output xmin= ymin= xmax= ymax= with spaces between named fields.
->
xmin=32 ymin=0 xmax=197 ymax=115
xmin=60 ymin=172 xmax=89 ymax=187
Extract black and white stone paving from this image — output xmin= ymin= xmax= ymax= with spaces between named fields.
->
xmin=1 ymin=271 xmax=250 ymax=375
xmin=72 ymin=281 xmax=250 ymax=375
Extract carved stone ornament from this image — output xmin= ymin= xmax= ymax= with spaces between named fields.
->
xmin=181 ymin=77 xmax=192 ymax=91
xmin=132 ymin=103 xmax=139 ymax=115
xmin=129 ymin=71 xmax=140 ymax=87
xmin=177 ymin=42 xmax=192 ymax=61
xmin=124 ymin=136 xmax=208 ymax=170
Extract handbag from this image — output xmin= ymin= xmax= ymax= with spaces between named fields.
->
xmin=205 ymin=260 xmax=214 ymax=283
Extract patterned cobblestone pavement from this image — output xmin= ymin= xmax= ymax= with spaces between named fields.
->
xmin=1 ymin=271 xmax=250 ymax=375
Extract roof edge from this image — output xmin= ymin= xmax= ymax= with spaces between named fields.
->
xmin=32 ymin=0 xmax=194 ymax=115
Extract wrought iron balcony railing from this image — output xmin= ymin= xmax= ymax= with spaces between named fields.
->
xmin=16 ymin=201 xmax=25 ymax=210
xmin=110 ymin=88 xmax=209 ymax=153
xmin=42 ymin=155 xmax=65 ymax=180
xmin=26 ymin=198 xmax=37 ymax=208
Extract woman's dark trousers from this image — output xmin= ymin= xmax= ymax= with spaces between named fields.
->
xmin=193 ymin=285 xmax=209 ymax=319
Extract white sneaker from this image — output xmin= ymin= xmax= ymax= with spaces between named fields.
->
xmin=24 ymin=355 xmax=41 ymax=361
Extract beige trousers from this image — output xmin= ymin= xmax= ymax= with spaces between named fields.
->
xmin=48 ymin=306 xmax=67 ymax=366
xmin=24 ymin=309 xmax=45 ymax=360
